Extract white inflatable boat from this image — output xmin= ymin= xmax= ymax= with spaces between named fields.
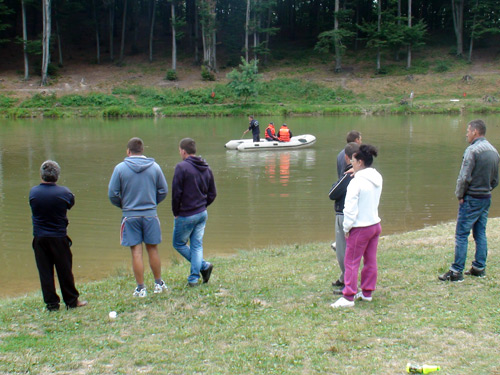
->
xmin=225 ymin=134 xmax=316 ymax=152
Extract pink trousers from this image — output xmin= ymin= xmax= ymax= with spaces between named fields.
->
xmin=343 ymin=223 xmax=382 ymax=301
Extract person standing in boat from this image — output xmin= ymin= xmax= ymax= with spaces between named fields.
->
xmin=278 ymin=123 xmax=293 ymax=142
xmin=264 ymin=122 xmax=279 ymax=141
xmin=243 ymin=115 xmax=260 ymax=142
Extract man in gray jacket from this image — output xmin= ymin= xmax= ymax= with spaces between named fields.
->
xmin=439 ymin=119 xmax=499 ymax=282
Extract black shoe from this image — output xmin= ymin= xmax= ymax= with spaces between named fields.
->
xmin=201 ymin=263 xmax=214 ymax=284
xmin=438 ymin=270 xmax=464 ymax=282
xmin=464 ymin=267 xmax=486 ymax=278
xmin=332 ymin=279 xmax=344 ymax=288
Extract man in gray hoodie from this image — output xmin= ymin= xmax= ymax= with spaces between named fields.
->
xmin=108 ymin=137 xmax=169 ymax=297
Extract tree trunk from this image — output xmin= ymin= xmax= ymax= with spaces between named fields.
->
xmin=55 ymin=17 xmax=63 ymax=67
xmin=41 ymin=0 xmax=51 ymax=86
xmin=395 ymin=0 xmax=401 ymax=61
xmin=119 ymin=0 xmax=128 ymax=63
xmin=21 ymin=0 xmax=29 ymax=80
xmin=149 ymin=0 xmax=156 ymax=62
xmin=406 ymin=0 xmax=412 ymax=69
xmin=171 ymin=0 xmax=177 ymax=70
xmin=93 ymin=0 xmax=101 ymax=64
xmin=264 ymin=4 xmax=271 ymax=65
xmin=109 ymin=0 xmax=115 ymax=61
xmin=468 ymin=0 xmax=479 ymax=63
xmin=201 ymin=0 xmax=216 ymax=72
xmin=333 ymin=0 xmax=341 ymax=72
xmin=245 ymin=0 xmax=250 ymax=62
xmin=194 ymin=0 xmax=199 ymax=64
xmin=451 ymin=0 xmax=464 ymax=56
xmin=376 ymin=0 xmax=381 ymax=72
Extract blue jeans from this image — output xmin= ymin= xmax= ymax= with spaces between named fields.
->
xmin=451 ymin=196 xmax=491 ymax=273
xmin=173 ymin=211 xmax=209 ymax=283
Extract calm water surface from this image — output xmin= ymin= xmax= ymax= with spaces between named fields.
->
xmin=1 ymin=115 xmax=500 ymax=297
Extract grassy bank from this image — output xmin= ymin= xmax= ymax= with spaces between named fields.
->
xmin=1 ymin=73 xmax=500 ymax=118
xmin=1 ymin=219 xmax=500 ymax=374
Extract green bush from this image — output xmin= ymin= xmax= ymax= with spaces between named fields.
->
xmin=19 ymin=93 xmax=57 ymax=108
xmin=201 ymin=66 xmax=216 ymax=81
xmin=0 ymin=95 xmax=17 ymax=108
xmin=59 ymin=93 xmax=128 ymax=107
xmin=165 ymin=69 xmax=178 ymax=81
xmin=434 ymin=60 xmax=450 ymax=73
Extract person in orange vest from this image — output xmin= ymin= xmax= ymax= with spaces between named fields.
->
xmin=264 ymin=122 xmax=279 ymax=141
xmin=278 ymin=123 xmax=292 ymax=142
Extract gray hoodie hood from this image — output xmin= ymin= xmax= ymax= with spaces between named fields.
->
xmin=124 ymin=156 xmax=156 ymax=173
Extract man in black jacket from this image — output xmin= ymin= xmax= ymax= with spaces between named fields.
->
xmin=329 ymin=143 xmax=359 ymax=294
xmin=29 ymin=160 xmax=88 ymax=311
xmin=172 ymin=138 xmax=217 ymax=287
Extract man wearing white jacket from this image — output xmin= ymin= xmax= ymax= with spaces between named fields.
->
xmin=332 ymin=144 xmax=383 ymax=309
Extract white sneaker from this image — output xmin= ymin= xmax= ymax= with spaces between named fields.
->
xmin=330 ymin=297 xmax=355 ymax=308
xmin=133 ymin=287 xmax=147 ymax=297
xmin=154 ymin=281 xmax=168 ymax=294
xmin=354 ymin=291 xmax=372 ymax=302
xmin=331 ymin=242 xmax=336 ymax=252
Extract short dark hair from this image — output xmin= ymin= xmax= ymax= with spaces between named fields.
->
xmin=468 ymin=119 xmax=486 ymax=136
xmin=127 ymin=137 xmax=144 ymax=154
xmin=346 ymin=130 xmax=361 ymax=143
xmin=353 ymin=144 xmax=378 ymax=167
xmin=179 ymin=138 xmax=196 ymax=155
xmin=40 ymin=160 xmax=61 ymax=182
xmin=344 ymin=142 xmax=360 ymax=158
xmin=248 ymin=115 xmax=254 ymax=119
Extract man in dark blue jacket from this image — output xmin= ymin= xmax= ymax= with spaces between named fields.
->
xmin=29 ymin=160 xmax=87 ymax=311
xmin=172 ymin=138 xmax=217 ymax=287
xmin=329 ymin=143 xmax=359 ymax=294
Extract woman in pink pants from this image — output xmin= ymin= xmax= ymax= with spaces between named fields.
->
xmin=331 ymin=144 xmax=383 ymax=309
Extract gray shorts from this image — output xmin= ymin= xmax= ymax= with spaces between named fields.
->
xmin=120 ymin=216 xmax=162 ymax=247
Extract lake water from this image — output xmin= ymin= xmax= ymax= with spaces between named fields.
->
xmin=1 ymin=114 xmax=500 ymax=297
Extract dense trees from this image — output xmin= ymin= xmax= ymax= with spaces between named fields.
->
xmin=0 ymin=0 xmax=499 ymax=85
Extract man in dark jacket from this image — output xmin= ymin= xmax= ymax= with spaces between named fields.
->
xmin=243 ymin=115 xmax=260 ymax=142
xmin=329 ymin=143 xmax=359 ymax=294
xmin=29 ymin=160 xmax=87 ymax=311
xmin=172 ymin=138 xmax=217 ymax=287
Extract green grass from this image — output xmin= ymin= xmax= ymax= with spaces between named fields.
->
xmin=1 ymin=220 xmax=500 ymax=374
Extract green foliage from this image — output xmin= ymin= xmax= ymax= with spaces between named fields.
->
xmin=0 ymin=94 xmax=17 ymax=108
xmin=260 ymin=78 xmax=354 ymax=103
xmin=201 ymin=65 xmax=216 ymax=81
xmin=434 ymin=60 xmax=450 ymax=73
xmin=226 ymin=58 xmax=262 ymax=104
xmin=58 ymin=93 xmax=128 ymax=107
xmin=19 ymin=93 xmax=57 ymax=108
xmin=165 ymin=69 xmax=178 ymax=81
xmin=0 ymin=0 xmax=13 ymax=43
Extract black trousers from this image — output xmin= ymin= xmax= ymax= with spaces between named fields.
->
xmin=32 ymin=236 xmax=79 ymax=310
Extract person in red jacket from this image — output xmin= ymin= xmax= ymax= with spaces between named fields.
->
xmin=278 ymin=123 xmax=292 ymax=142
xmin=264 ymin=122 xmax=279 ymax=141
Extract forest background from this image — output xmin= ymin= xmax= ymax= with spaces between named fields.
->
xmin=0 ymin=0 xmax=500 ymax=117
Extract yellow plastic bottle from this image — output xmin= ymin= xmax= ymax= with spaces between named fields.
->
xmin=406 ymin=363 xmax=441 ymax=374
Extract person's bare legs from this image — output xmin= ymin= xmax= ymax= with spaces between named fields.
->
xmin=130 ymin=244 xmax=145 ymax=285
xmin=146 ymin=244 xmax=162 ymax=280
